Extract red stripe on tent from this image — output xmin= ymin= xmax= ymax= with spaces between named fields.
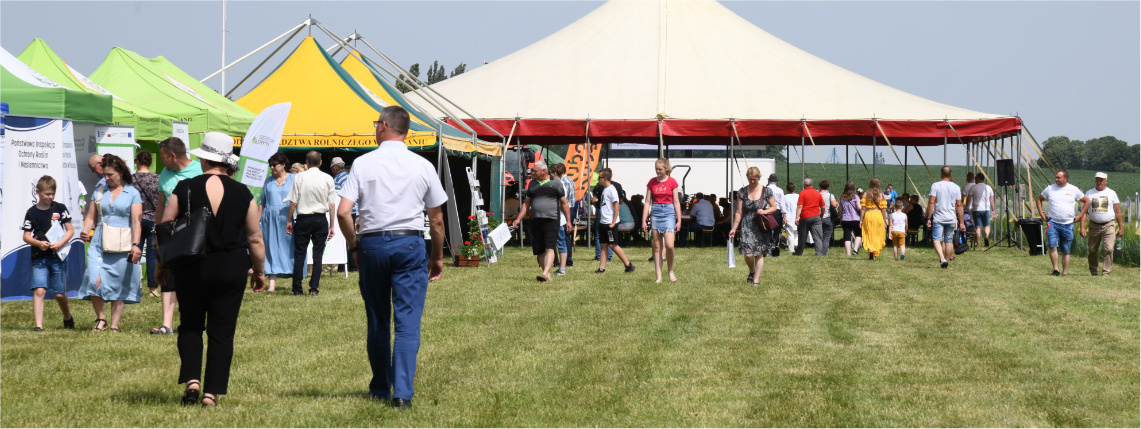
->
xmin=454 ymin=117 xmax=1021 ymax=146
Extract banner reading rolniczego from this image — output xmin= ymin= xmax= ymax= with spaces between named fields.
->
xmin=1 ymin=116 xmax=86 ymax=299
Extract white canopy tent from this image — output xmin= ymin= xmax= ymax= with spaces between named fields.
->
xmin=424 ymin=0 xmax=1021 ymax=147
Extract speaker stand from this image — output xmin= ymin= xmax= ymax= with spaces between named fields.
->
xmin=985 ymin=184 xmax=1021 ymax=252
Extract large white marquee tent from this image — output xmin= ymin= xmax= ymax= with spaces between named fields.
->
xmin=426 ymin=0 xmax=1022 ymax=146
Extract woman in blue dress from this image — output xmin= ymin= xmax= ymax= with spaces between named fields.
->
xmin=79 ymin=154 xmax=143 ymax=332
xmin=259 ymin=152 xmax=294 ymax=292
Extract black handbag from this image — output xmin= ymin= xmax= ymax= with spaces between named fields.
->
xmin=953 ymin=230 xmax=970 ymax=255
xmin=155 ymin=185 xmax=213 ymax=267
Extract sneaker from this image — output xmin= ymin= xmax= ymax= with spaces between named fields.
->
xmin=899 ymin=254 xmax=905 ymax=261
xmin=566 ymin=262 xmax=574 ymax=267
xmin=984 ymin=238 xmax=990 ymax=247
xmin=940 ymin=261 xmax=949 ymax=269
xmin=555 ymin=269 xmax=566 ymax=276
xmin=1050 ymin=270 xmax=1060 ymax=276
xmin=32 ymin=327 xmax=43 ymax=332
xmin=624 ymin=264 xmax=636 ymax=273
xmin=593 ymin=256 xmax=601 ymax=261
xmin=63 ymin=316 xmax=75 ymax=329
xmin=595 ymin=268 xmax=606 ymax=274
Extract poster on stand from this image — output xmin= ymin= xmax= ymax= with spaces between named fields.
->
xmin=236 ymin=103 xmax=290 ymax=201
xmin=171 ymin=122 xmax=189 ymax=147
xmin=1 ymin=116 xmax=87 ymax=300
xmin=95 ymin=125 xmax=136 ymax=173
xmin=306 ymin=219 xmax=348 ymax=267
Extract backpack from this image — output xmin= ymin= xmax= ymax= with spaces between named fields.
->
xmin=823 ymin=192 xmax=840 ymax=224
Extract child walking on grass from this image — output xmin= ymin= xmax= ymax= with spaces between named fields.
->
xmin=595 ymin=170 xmax=635 ymax=274
xmin=890 ymin=200 xmax=908 ymax=260
xmin=21 ymin=175 xmax=75 ymax=331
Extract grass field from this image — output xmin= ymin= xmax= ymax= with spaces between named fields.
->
xmin=1 ymin=245 xmax=1138 ymax=427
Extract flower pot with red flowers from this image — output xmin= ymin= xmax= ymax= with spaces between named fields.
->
xmin=453 ymin=213 xmax=502 ymax=267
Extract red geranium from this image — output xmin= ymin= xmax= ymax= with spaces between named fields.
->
xmin=464 ymin=241 xmax=470 ymax=245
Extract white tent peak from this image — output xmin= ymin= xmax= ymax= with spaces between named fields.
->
xmin=427 ymin=0 xmax=1006 ymax=122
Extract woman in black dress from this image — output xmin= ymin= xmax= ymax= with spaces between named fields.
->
xmin=729 ymin=167 xmax=779 ymax=285
xmin=161 ymin=132 xmax=265 ymax=407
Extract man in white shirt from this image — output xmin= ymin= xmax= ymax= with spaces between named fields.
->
xmin=925 ymin=166 xmax=964 ymax=269
xmin=287 ymin=151 xmax=339 ymax=296
xmin=965 ymin=173 xmax=996 ymax=247
xmin=337 ymin=106 xmax=447 ymax=409
xmin=1035 ymin=169 xmax=1090 ymax=276
xmin=782 ymin=182 xmax=800 ymax=253
xmin=1077 ymin=172 xmax=1123 ymax=276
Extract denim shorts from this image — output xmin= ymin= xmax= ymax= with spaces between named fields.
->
xmin=556 ymin=226 xmax=568 ymax=254
xmin=1046 ymin=221 xmax=1074 ymax=254
xmin=650 ymin=203 xmax=676 ymax=233
xmin=31 ymin=256 xmax=66 ymax=295
xmin=931 ymin=222 xmax=957 ymax=242
xmin=972 ymin=211 xmax=991 ymax=228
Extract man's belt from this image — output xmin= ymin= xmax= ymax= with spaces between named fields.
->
xmin=296 ymin=213 xmax=326 ymax=218
xmin=361 ymin=230 xmax=422 ymax=238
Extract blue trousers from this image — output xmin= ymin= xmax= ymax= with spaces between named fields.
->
xmin=359 ymin=235 xmax=428 ymax=401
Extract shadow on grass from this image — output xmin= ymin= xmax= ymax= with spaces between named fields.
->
xmin=110 ymin=388 xmax=175 ymax=406
xmin=285 ymin=388 xmax=371 ymax=401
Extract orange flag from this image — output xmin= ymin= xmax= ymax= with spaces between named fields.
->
xmin=564 ymin=142 xmax=601 ymax=200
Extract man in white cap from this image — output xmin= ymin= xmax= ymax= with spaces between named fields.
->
xmin=1035 ymin=169 xmax=1090 ymax=276
xmin=286 ymin=151 xmax=338 ymax=296
xmin=150 ymin=136 xmax=203 ymax=336
xmin=1077 ymin=172 xmax=1124 ymax=276
xmin=331 ymin=157 xmax=357 ymax=272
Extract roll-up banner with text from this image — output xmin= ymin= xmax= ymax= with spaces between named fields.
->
xmin=1 ymin=116 xmax=86 ymax=300
xmin=235 ymin=103 xmax=290 ymax=202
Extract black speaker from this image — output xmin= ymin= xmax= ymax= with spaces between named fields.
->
xmin=995 ymin=159 xmax=1015 ymax=186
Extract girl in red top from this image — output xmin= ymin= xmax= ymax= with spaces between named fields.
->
xmin=640 ymin=158 xmax=682 ymax=283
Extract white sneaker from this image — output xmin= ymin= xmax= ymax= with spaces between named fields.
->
xmin=555 ymin=269 xmax=567 ymax=276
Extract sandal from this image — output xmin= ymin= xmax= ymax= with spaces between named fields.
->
xmin=182 ymin=381 xmax=200 ymax=406
xmin=201 ymin=393 xmax=217 ymax=408
xmin=150 ymin=325 xmax=173 ymax=335
xmin=148 ymin=288 xmax=160 ymax=298
xmin=109 ymin=327 xmax=121 ymax=333
xmin=91 ymin=318 xmax=108 ymax=332
xmin=746 ymin=273 xmax=754 ymax=284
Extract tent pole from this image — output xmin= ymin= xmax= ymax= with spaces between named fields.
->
xmin=872 ymin=132 xmax=877 ymax=179
xmin=202 ymin=21 xmax=307 ymax=83
xmin=221 ymin=0 xmax=227 ymax=94
xmin=222 ymin=25 xmax=306 ymax=98
xmin=845 ymin=144 xmax=849 ymax=183
xmin=785 ymin=145 xmax=790 ymax=186
xmin=943 ymin=133 xmax=948 ymax=166
xmin=904 ymin=145 xmax=909 ymax=194
xmin=800 ymin=133 xmax=806 ymax=184
xmin=657 ymin=119 xmax=664 ymax=159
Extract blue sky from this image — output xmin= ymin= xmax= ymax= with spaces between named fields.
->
xmin=2 ymin=1 xmax=1137 ymax=164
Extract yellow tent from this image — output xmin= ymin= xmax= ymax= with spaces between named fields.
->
xmin=236 ymin=36 xmax=442 ymax=151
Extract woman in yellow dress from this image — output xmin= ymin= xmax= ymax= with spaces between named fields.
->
xmin=860 ymin=179 xmax=889 ymax=260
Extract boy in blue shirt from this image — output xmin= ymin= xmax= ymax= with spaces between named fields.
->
xmin=21 ymin=175 xmax=75 ymax=331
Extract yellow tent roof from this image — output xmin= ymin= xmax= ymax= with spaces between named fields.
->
xmin=235 ymin=36 xmax=437 ymax=149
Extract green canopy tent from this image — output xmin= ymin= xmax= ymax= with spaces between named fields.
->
xmin=0 ymin=47 xmax=111 ymax=124
xmin=18 ymin=38 xmax=175 ymax=141
xmin=89 ymin=47 xmax=254 ymax=148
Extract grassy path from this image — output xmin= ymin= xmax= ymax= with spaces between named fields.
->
xmin=2 ymin=245 xmax=1137 ymax=427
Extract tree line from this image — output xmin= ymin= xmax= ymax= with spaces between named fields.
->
xmin=1038 ymin=136 xmax=1139 ymax=173
xmin=395 ymin=61 xmax=467 ymax=93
